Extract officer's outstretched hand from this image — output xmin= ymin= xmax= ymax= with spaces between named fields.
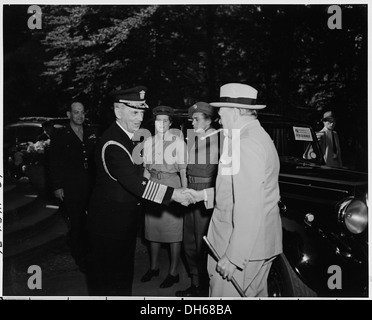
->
xmin=182 ymin=189 xmax=204 ymax=203
xmin=172 ymin=188 xmax=194 ymax=206
xmin=54 ymin=188 xmax=64 ymax=201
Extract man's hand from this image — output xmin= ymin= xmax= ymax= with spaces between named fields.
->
xmin=182 ymin=189 xmax=204 ymax=203
xmin=54 ymin=188 xmax=64 ymax=201
xmin=172 ymin=188 xmax=194 ymax=206
xmin=216 ymin=255 xmax=237 ymax=281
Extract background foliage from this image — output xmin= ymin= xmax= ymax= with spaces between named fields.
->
xmin=3 ymin=4 xmax=367 ymax=170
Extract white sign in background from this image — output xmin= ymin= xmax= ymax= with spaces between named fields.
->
xmin=293 ymin=126 xmax=313 ymax=142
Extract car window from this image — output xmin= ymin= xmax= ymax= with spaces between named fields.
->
xmin=262 ymin=123 xmax=324 ymax=165
xmin=7 ymin=126 xmax=44 ymax=144
xmin=22 ymin=126 xmax=44 ymax=143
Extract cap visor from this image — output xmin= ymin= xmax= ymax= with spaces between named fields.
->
xmin=126 ymin=103 xmax=149 ymax=109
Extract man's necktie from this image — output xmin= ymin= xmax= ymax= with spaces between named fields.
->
xmin=332 ymin=131 xmax=338 ymax=154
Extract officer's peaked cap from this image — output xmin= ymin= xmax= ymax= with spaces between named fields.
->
xmin=111 ymin=85 xmax=149 ymax=109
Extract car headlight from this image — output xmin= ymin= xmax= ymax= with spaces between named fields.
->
xmin=338 ymin=197 xmax=368 ymax=234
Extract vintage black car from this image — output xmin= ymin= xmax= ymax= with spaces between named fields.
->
xmin=3 ymin=117 xmax=70 ymax=179
xmin=168 ymin=111 xmax=368 ymax=298
xmin=259 ymin=114 xmax=368 ymax=298
xmin=4 ymin=117 xmax=101 ymax=179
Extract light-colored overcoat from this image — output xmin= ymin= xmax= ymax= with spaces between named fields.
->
xmin=205 ymin=119 xmax=282 ymax=296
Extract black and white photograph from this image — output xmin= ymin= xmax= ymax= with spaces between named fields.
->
xmin=0 ymin=1 xmax=369 ymax=302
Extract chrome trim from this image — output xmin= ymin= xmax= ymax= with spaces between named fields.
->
xmin=338 ymin=197 xmax=368 ymax=234
xmin=280 ymin=181 xmax=349 ymax=194
xmin=280 ymin=173 xmax=367 ymax=187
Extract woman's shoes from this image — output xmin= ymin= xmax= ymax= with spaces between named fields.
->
xmin=160 ymin=274 xmax=179 ymax=288
xmin=175 ymin=284 xmax=206 ymax=297
xmin=141 ymin=269 xmax=179 ymax=288
xmin=141 ymin=269 xmax=160 ymax=282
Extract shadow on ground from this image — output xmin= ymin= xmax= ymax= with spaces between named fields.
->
xmin=3 ymin=236 xmax=192 ymax=298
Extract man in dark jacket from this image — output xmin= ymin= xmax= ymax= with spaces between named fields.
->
xmin=86 ymin=86 xmax=191 ymax=296
xmin=49 ymin=102 xmax=98 ymax=271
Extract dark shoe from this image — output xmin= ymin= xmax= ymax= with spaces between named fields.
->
xmin=141 ymin=269 xmax=160 ymax=282
xmin=160 ymin=274 xmax=179 ymax=288
xmin=175 ymin=285 xmax=204 ymax=297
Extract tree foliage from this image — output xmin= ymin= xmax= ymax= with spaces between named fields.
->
xmin=3 ymin=4 xmax=367 ymax=170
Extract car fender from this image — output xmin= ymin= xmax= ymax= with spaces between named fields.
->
xmin=280 ymin=212 xmax=368 ymax=296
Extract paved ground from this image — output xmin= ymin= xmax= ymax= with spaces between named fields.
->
xmin=2 ymin=232 xmax=193 ymax=299
xmin=2 ymin=176 xmax=194 ymax=299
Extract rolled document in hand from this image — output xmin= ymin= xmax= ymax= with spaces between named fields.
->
xmin=200 ymin=128 xmax=223 ymax=140
xmin=203 ymin=236 xmax=246 ymax=297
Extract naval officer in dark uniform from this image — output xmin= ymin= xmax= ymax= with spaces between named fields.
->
xmin=49 ymin=101 xmax=98 ymax=271
xmin=86 ymin=86 xmax=192 ymax=296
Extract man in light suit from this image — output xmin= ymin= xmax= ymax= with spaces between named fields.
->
xmin=316 ymin=111 xmax=343 ymax=167
xmin=186 ymin=83 xmax=282 ymax=297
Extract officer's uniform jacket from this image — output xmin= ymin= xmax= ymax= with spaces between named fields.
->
xmin=88 ymin=122 xmax=174 ymax=239
xmin=187 ymin=127 xmax=219 ymax=182
xmin=205 ymin=119 xmax=283 ymax=271
xmin=49 ymin=123 xmax=98 ymax=191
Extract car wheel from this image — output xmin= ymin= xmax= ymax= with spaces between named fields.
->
xmin=268 ymin=253 xmax=317 ymax=297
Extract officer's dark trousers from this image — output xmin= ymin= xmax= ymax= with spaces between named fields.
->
xmin=86 ymin=201 xmax=139 ymax=296
xmin=86 ymin=234 xmax=137 ymax=296
xmin=61 ymin=181 xmax=90 ymax=266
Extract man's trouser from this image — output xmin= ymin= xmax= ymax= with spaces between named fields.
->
xmin=183 ymin=178 xmax=214 ymax=289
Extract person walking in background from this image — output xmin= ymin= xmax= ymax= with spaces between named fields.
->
xmin=49 ymin=101 xmax=98 ymax=273
xmin=141 ymin=105 xmax=188 ymax=289
xmin=185 ymin=83 xmax=282 ymax=297
xmin=316 ymin=111 xmax=343 ymax=167
xmin=86 ymin=89 xmax=191 ymax=296
xmin=176 ymin=102 xmax=219 ymax=297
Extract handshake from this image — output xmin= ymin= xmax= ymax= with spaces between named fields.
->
xmin=172 ymin=188 xmax=205 ymax=207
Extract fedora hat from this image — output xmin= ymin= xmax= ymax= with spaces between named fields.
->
xmin=322 ymin=111 xmax=335 ymax=121
xmin=210 ymin=83 xmax=266 ymax=109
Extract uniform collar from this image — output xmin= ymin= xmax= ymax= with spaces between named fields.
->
xmin=155 ymin=130 xmax=173 ymax=140
xmin=116 ymin=121 xmax=134 ymax=140
xmin=68 ymin=123 xmax=85 ymax=141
